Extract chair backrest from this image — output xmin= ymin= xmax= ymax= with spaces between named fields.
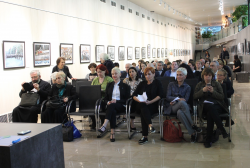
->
xmin=156 ymin=77 xmax=175 ymax=96
xmin=79 ymin=85 xmax=101 ymax=110
xmin=76 ymin=81 xmax=92 ymax=94
xmin=221 ymin=83 xmax=229 ymax=106
xmin=66 ymin=82 xmax=72 ymax=85
xmin=184 ymin=78 xmax=199 ymax=108
xmin=72 ymin=79 xmax=88 ymax=87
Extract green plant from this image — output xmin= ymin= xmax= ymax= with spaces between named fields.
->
xmin=202 ymin=30 xmax=212 ymax=38
xmin=232 ymin=5 xmax=248 ymax=27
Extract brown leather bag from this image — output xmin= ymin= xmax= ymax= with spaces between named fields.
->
xmin=163 ymin=119 xmax=184 ymax=143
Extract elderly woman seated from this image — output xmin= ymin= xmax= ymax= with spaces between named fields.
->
xmin=194 ymin=68 xmax=229 ymax=148
xmin=132 ymin=67 xmax=164 ymax=145
xmin=164 ymin=67 xmax=201 ymax=143
xmin=98 ymin=67 xmax=130 ymax=142
xmin=41 ymin=71 xmax=78 ymax=123
xmin=50 ymin=72 xmax=58 ymax=84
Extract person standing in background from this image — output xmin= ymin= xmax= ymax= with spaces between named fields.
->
xmin=220 ymin=47 xmax=229 ymax=60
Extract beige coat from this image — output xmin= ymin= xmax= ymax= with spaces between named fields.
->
xmin=193 ymin=80 xmax=228 ymax=117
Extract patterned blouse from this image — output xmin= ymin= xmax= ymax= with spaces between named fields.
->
xmin=124 ymin=78 xmax=143 ymax=95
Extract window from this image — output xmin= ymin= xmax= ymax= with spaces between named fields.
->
xmin=129 ymin=8 xmax=132 ymax=13
xmin=157 ymin=21 xmax=159 ymax=24
xmin=142 ymin=14 xmax=145 ymax=18
xmin=152 ymin=19 xmax=155 ymax=22
xmin=100 ymin=0 xmax=106 ymax=3
xmin=147 ymin=16 xmax=150 ymax=20
xmin=120 ymin=5 xmax=125 ymax=10
xmin=136 ymin=12 xmax=139 ymax=16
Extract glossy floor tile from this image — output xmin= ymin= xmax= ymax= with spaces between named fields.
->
xmin=64 ymin=81 xmax=250 ymax=168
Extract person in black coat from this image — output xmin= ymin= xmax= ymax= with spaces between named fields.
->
xmin=205 ymin=51 xmax=210 ymax=58
xmin=52 ymin=57 xmax=77 ymax=82
xmin=41 ymin=71 xmax=78 ymax=123
xmin=233 ymin=55 xmax=241 ymax=72
xmin=220 ymin=47 xmax=229 ymax=60
xmin=12 ymin=70 xmax=51 ymax=123
xmin=156 ymin=61 xmax=167 ymax=77
xmin=98 ymin=67 xmax=130 ymax=142
xmin=100 ymin=53 xmax=115 ymax=77
xmin=137 ymin=62 xmax=147 ymax=79
xmin=218 ymin=60 xmax=232 ymax=79
xmin=216 ymin=69 xmax=234 ymax=98
xmin=132 ymin=67 xmax=164 ymax=145
xmin=179 ymin=63 xmax=195 ymax=79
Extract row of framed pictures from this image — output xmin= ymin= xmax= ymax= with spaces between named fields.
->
xmin=2 ymin=41 xmax=191 ymax=69
xmin=229 ymin=39 xmax=250 ymax=55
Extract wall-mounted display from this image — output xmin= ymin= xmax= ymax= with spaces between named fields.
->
xmin=96 ymin=45 xmax=104 ymax=62
xmin=127 ymin=47 xmax=133 ymax=60
xmin=147 ymin=44 xmax=151 ymax=58
xmin=118 ymin=46 xmax=125 ymax=61
xmin=141 ymin=47 xmax=146 ymax=59
xmin=165 ymin=48 xmax=167 ymax=57
xmin=173 ymin=49 xmax=176 ymax=56
xmin=107 ymin=46 xmax=115 ymax=61
xmin=157 ymin=48 xmax=160 ymax=58
xmin=60 ymin=43 xmax=73 ymax=64
xmin=3 ymin=41 xmax=25 ymax=69
xmin=152 ymin=48 xmax=156 ymax=58
xmin=33 ymin=42 xmax=51 ymax=67
xmin=135 ymin=47 xmax=140 ymax=59
xmin=241 ymin=43 xmax=244 ymax=54
xmin=161 ymin=48 xmax=164 ymax=58
xmin=80 ymin=44 xmax=91 ymax=63
xmin=237 ymin=43 xmax=241 ymax=53
xmin=169 ymin=49 xmax=173 ymax=56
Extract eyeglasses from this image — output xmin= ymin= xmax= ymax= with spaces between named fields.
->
xmin=217 ymin=74 xmax=224 ymax=77
xmin=31 ymin=76 xmax=38 ymax=79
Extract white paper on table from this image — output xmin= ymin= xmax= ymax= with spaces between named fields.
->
xmin=204 ymin=100 xmax=214 ymax=104
xmin=171 ymin=97 xmax=180 ymax=103
xmin=137 ymin=92 xmax=148 ymax=102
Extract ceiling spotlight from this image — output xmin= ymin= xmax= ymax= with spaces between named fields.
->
xmin=164 ymin=2 xmax=166 ymax=9
xmin=159 ymin=0 xmax=162 ymax=6
xmin=173 ymin=9 xmax=175 ymax=14
xmin=168 ymin=5 xmax=171 ymax=11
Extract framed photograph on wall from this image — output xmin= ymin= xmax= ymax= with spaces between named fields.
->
xmin=107 ymin=46 xmax=115 ymax=61
xmin=80 ymin=44 xmax=91 ymax=63
xmin=33 ymin=42 xmax=51 ymax=67
xmin=161 ymin=48 xmax=164 ymax=58
xmin=60 ymin=43 xmax=73 ymax=64
xmin=118 ymin=46 xmax=125 ymax=61
xmin=3 ymin=41 xmax=25 ymax=69
xmin=157 ymin=48 xmax=160 ymax=58
xmin=173 ymin=49 xmax=176 ymax=56
xmin=248 ymin=42 xmax=250 ymax=55
xmin=127 ymin=47 xmax=133 ymax=60
xmin=135 ymin=47 xmax=140 ymax=59
xmin=96 ymin=45 xmax=104 ymax=62
xmin=147 ymin=44 xmax=151 ymax=58
xmin=165 ymin=48 xmax=167 ymax=57
xmin=241 ymin=43 xmax=244 ymax=54
xmin=152 ymin=48 xmax=156 ymax=58
xmin=237 ymin=43 xmax=241 ymax=53
xmin=141 ymin=47 xmax=146 ymax=59
xmin=245 ymin=39 xmax=248 ymax=54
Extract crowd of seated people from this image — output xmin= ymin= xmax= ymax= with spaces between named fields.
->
xmin=12 ymin=53 xmax=237 ymax=147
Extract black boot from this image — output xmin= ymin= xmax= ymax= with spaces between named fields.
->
xmin=220 ymin=127 xmax=228 ymax=139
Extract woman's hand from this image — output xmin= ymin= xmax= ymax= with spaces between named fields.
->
xmin=207 ymin=86 xmax=213 ymax=93
xmin=179 ymin=98 xmax=186 ymax=101
xmin=170 ymin=101 xmax=176 ymax=106
xmin=71 ymin=78 xmax=77 ymax=80
xmin=203 ymin=86 xmax=208 ymax=92
xmin=63 ymin=97 xmax=68 ymax=102
xmin=145 ymin=100 xmax=152 ymax=105
xmin=123 ymin=78 xmax=128 ymax=83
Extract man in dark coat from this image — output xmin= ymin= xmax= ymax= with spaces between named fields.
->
xmin=220 ymin=46 xmax=229 ymax=60
xmin=12 ymin=70 xmax=51 ymax=123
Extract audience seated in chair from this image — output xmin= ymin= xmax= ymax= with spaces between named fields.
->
xmin=98 ymin=67 xmax=131 ymax=142
xmin=123 ymin=67 xmax=143 ymax=131
xmin=90 ymin=64 xmax=113 ymax=129
xmin=147 ymin=63 xmax=160 ymax=77
xmin=41 ymin=71 xmax=78 ymax=123
xmin=51 ymin=72 xmax=58 ymax=84
xmin=137 ymin=62 xmax=146 ymax=78
xmin=12 ymin=70 xmax=51 ymax=123
xmin=164 ymin=67 xmax=201 ymax=142
xmin=163 ymin=61 xmax=179 ymax=79
xmin=85 ymin=63 xmax=98 ymax=81
xmin=156 ymin=61 xmax=167 ymax=77
xmin=193 ymin=68 xmax=229 ymax=148
xmin=121 ymin=63 xmax=132 ymax=78
xmin=132 ymin=67 xmax=164 ymax=145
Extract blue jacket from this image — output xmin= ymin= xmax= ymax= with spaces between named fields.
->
xmin=163 ymin=70 xmax=171 ymax=77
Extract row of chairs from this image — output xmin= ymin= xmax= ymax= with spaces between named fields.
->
xmin=66 ymin=77 xmax=231 ymax=142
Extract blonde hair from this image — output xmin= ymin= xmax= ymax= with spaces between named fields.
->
xmin=56 ymin=71 xmax=66 ymax=79
xmin=111 ymin=67 xmax=121 ymax=74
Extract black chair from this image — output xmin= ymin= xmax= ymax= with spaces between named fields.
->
xmin=72 ymin=79 xmax=88 ymax=87
xmin=67 ymin=85 xmax=102 ymax=135
xmin=156 ymin=77 xmax=175 ymax=96
xmin=96 ymin=97 xmax=132 ymax=138
xmin=75 ymin=81 xmax=92 ymax=108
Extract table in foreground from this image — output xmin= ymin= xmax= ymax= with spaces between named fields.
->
xmin=0 ymin=123 xmax=64 ymax=168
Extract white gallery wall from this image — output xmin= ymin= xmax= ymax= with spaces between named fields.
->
xmin=0 ymin=0 xmax=195 ymax=115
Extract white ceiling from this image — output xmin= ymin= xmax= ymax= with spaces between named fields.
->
xmin=128 ymin=0 xmax=248 ymax=26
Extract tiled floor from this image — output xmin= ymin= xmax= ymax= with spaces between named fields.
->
xmin=64 ymin=81 xmax=250 ymax=168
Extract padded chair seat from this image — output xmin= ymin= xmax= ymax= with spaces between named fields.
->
xmin=219 ymin=113 xmax=229 ymax=118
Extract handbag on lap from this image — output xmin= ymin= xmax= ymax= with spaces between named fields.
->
xmin=46 ymin=96 xmax=64 ymax=109
xmin=19 ymin=92 xmax=40 ymax=107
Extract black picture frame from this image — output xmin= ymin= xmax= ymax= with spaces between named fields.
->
xmin=33 ymin=42 xmax=51 ymax=67
xmin=127 ymin=46 xmax=133 ymax=60
xmin=3 ymin=41 xmax=25 ymax=69
xmin=107 ymin=46 xmax=115 ymax=61
xmin=60 ymin=43 xmax=73 ymax=64
xmin=96 ymin=45 xmax=105 ymax=62
xmin=80 ymin=44 xmax=91 ymax=63
xmin=135 ymin=47 xmax=140 ymax=59
xmin=118 ymin=46 xmax=125 ymax=61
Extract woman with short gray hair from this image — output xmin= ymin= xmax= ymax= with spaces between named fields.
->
xmin=100 ymin=53 xmax=114 ymax=77
xmin=165 ymin=67 xmax=201 ymax=143
xmin=50 ymin=72 xmax=58 ymax=84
